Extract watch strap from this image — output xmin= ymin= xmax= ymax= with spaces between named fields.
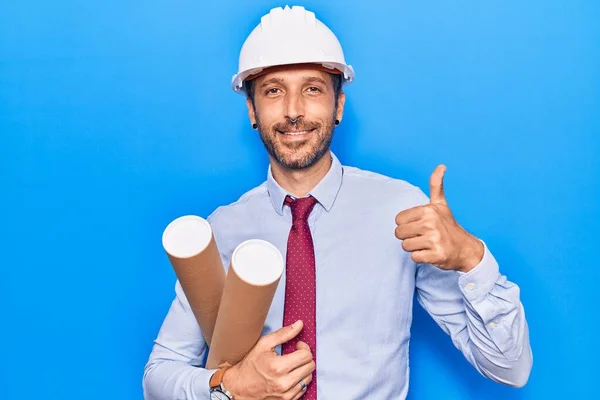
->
xmin=209 ymin=367 xmax=229 ymax=390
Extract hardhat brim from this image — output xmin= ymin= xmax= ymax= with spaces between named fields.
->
xmin=232 ymin=62 xmax=354 ymax=94
xmin=245 ymin=63 xmax=343 ymax=82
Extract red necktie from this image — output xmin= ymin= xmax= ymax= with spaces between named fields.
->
xmin=282 ymin=195 xmax=318 ymax=399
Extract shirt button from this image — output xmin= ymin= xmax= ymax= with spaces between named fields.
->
xmin=489 ymin=322 xmax=497 ymax=329
xmin=465 ymin=282 xmax=476 ymax=291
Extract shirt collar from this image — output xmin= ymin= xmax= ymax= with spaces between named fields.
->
xmin=267 ymin=151 xmax=344 ymax=215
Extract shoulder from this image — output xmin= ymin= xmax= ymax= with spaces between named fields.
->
xmin=341 ymin=164 xmax=429 ymax=210
xmin=206 ymin=181 xmax=269 ymax=226
xmin=204 ymin=181 xmax=271 ymax=263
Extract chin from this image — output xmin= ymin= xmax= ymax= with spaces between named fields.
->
xmin=275 ymin=147 xmax=326 ymax=170
xmin=260 ymin=128 xmax=333 ymax=170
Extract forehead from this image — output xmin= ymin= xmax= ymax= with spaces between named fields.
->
xmin=254 ymin=66 xmax=333 ymax=87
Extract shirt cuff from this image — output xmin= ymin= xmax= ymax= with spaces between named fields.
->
xmin=457 ymin=240 xmax=500 ymax=302
xmin=194 ymin=367 xmax=219 ymax=399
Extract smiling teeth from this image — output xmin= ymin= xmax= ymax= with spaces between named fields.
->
xmin=283 ymin=130 xmax=311 ymax=135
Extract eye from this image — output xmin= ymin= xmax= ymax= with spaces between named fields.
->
xmin=265 ymin=88 xmax=281 ymax=95
xmin=306 ymin=86 xmax=322 ymax=93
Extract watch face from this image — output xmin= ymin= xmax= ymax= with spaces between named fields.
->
xmin=210 ymin=390 xmax=230 ymax=400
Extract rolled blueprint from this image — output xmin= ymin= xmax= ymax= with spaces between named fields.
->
xmin=162 ymin=215 xmax=224 ymax=346
xmin=206 ymin=239 xmax=284 ymax=369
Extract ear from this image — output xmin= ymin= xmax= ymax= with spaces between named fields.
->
xmin=246 ymin=98 xmax=256 ymax=127
xmin=335 ymin=91 xmax=346 ymax=123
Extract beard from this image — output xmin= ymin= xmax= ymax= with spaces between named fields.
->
xmin=255 ymin=112 xmax=337 ymax=170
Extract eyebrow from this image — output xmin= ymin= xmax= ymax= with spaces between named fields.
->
xmin=302 ymin=76 xmax=329 ymax=86
xmin=259 ymin=76 xmax=330 ymax=89
xmin=259 ymin=77 xmax=284 ymax=89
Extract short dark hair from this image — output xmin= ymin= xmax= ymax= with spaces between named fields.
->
xmin=244 ymin=73 xmax=344 ymax=108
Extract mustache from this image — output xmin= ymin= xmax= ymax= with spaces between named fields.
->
xmin=272 ymin=118 xmax=320 ymax=132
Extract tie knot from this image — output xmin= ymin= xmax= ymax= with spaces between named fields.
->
xmin=285 ymin=195 xmax=318 ymax=222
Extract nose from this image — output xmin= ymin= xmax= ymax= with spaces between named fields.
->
xmin=284 ymin=91 xmax=305 ymax=123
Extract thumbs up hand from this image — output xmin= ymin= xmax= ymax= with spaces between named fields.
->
xmin=394 ymin=165 xmax=484 ymax=273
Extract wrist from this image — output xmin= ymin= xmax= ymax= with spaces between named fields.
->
xmin=210 ymin=367 xmax=236 ymax=400
xmin=222 ymin=366 xmax=239 ymax=398
xmin=457 ymin=235 xmax=484 ymax=273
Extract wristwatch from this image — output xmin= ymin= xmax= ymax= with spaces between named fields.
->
xmin=209 ymin=368 xmax=234 ymax=400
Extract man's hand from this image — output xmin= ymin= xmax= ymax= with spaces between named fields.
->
xmin=222 ymin=320 xmax=315 ymax=400
xmin=394 ymin=165 xmax=484 ymax=273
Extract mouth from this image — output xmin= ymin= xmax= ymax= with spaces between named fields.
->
xmin=277 ymin=129 xmax=315 ymax=136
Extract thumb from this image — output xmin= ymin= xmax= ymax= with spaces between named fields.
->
xmin=429 ymin=164 xmax=447 ymax=204
xmin=262 ymin=320 xmax=304 ymax=350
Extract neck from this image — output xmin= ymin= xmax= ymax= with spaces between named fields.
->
xmin=270 ymin=152 xmax=332 ymax=198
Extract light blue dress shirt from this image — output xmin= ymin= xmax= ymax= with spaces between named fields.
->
xmin=143 ymin=152 xmax=532 ymax=399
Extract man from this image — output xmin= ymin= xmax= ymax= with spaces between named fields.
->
xmin=143 ymin=5 xmax=532 ymax=399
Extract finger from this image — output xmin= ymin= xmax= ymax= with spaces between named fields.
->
xmin=261 ymin=320 xmax=304 ymax=350
xmin=282 ymin=372 xmax=313 ymax=400
xmin=289 ymin=373 xmax=313 ymax=400
xmin=295 ymin=340 xmax=311 ymax=352
xmin=395 ymin=205 xmax=427 ymax=226
xmin=281 ymin=364 xmax=315 ymax=397
xmin=401 ymin=236 xmax=433 ymax=253
xmin=291 ymin=388 xmax=306 ymax=400
xmin=429 ymin=164 xmax=447 ymax=204
xmin=278 ymin=342 xmax=313 ymax=372
xmin=411 ymin=249 xmax=435 ymax=264
xmin=395 ymin=221 xmax=427 ymax=240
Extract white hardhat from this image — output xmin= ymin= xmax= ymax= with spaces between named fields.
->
xmin=231 ymin=5 xmax=355 ymax=94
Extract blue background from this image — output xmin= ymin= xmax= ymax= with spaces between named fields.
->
xmin=1 ymin=1 xmax=598 ymax=398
